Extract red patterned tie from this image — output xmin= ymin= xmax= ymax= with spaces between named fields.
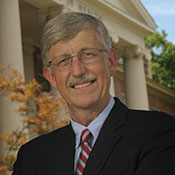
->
xmin=75 ymin=129 xmax=92 ymax=175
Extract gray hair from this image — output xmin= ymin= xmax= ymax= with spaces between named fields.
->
xmin=41 ymin=12 xmax=112 ymax=66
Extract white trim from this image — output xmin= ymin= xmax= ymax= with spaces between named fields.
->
xmin=98 ymin=0 xmax=156 ymax=33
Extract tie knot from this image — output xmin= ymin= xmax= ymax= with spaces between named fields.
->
xmin=81 ymin=129 xmax=91 ymax=143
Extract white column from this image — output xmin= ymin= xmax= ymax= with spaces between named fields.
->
xmin=0 ymin=0 xmax=24 ymax=152
xmin=110 ymin=76 xmax=116 ymax=97
xmin=123 ymin=45 xmax=149 ymax=110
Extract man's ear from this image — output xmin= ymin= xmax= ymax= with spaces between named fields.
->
xmin=43 ymin=67 xmax=57 ymax=89
xmin=108 ymin=48 xmax=117 ymax=76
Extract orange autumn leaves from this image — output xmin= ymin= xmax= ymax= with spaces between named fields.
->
xmin=0 ymin=66 xmax=69 ymax=175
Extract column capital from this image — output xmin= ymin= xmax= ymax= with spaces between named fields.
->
xmin=144 ymin=48 xmax=152 ymax=61
xmin=121 ymin=45 xmax=151 ymax=61
xmin=109 ymin=32 xmax=119 ymax=45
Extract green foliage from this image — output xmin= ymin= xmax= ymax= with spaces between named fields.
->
xmin=145 ymin=30 xmax=175 ymax=90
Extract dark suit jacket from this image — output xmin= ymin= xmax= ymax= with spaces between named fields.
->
xmin=12 ymin=98 xmax=175 ymax=175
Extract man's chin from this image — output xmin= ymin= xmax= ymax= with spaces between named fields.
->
xmin=69 ymin=98 xmax=98 ymax=110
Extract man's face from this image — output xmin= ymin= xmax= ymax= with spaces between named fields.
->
xmin=44 ymin=28 xmax=117 ymax=114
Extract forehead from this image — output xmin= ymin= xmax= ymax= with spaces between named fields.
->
xmin=49 ymin=28 xmax=104 ymax=58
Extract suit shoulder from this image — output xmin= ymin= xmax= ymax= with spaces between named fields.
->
xmin=113 ymin=97 xmax=175 ymax=130
xmin=128 ymin=109 xmax=174 ymax=121
xmin=126 ymin=109 xmax=175 ymax=131
xmin=128 ymin=109 xmax=174 ymax=120
xmin=21 ymin=124 xmax=71 ymax=149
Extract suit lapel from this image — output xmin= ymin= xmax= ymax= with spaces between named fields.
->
xmin=47 ymin=124 xmax=75 ymax=175
xmin=84 ymin=98 xmax=128 ymax=175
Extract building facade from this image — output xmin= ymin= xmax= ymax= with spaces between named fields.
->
xmin=0 ymin=0 xmax=175 ymax=150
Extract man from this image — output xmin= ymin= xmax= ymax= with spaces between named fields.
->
xmin=13 ymin=12 xmax=175 ymax=175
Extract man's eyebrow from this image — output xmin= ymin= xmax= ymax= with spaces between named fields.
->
xmin=80 ymin=47 xmax=92 ymax=51
xmin=52 ymin=47 xmax=95 ymax=59
xmin=80 ymin=47 xmax=98 ymax=51
xmin=52 ymin=53 xmax=70 ymax=59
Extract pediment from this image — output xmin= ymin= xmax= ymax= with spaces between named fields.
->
xmin=99 ymin=0 xmax=157 ymax=31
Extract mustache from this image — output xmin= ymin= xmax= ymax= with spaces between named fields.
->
xmin=67 ymin=74 xmax=96 ymax=87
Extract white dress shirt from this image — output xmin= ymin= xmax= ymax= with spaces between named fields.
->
xmin=70 ymin=96 xmax=115 ymax=170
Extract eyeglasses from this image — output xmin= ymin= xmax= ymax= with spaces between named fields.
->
xmin=47 ymin=48 xmax=107 ymax=70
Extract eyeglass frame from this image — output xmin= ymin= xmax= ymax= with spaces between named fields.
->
xmin=47 ymin=48 xmax=108 ymax=70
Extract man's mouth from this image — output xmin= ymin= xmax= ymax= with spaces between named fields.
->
xmin=71 ymin=79 xmax=96 ymax=89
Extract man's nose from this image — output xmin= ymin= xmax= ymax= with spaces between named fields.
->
xmin=70 ymin=57 xmax=86 ymax=77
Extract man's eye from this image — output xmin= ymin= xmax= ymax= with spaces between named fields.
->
xmin=55 ymin=58 xmax=68 ymax=65
xmin=84 ymin=52 xmax=96 ymax=57
xmin=59 ymin=58 xmax=68 ymax=64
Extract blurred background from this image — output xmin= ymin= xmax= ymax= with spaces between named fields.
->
xmin=0 ymin=0 xmax=175 ymax=174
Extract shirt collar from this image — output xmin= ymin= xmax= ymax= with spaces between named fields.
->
xmin=70 ymin=96 xmax=115 ymax=149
